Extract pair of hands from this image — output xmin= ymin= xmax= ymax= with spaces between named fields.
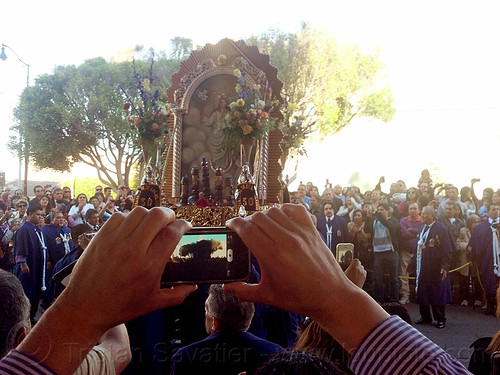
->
xmin=55 ymin=204 xmax=363 ymax=335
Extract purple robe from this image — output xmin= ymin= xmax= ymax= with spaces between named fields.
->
xmin=468 ymin=220 xmax=498 ymax=296
xmin=316 ymin=215 xmax=351 ymax=256
xmin=41 ymin=224 xmax=73 ymax=265
xmin=14 ymin=221 xmax=48 ymax=302
xmin=416 ymin=221 xmax=455 ymax=306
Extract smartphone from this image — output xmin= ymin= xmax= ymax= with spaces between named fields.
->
xmin=161 ymin=227 xmax=251 ymax=286
xmin=335 ymin=243 xmax=354 ymax=264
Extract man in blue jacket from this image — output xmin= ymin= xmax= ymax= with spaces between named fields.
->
xmin=170 ymin=284 xmax=282 ymax=375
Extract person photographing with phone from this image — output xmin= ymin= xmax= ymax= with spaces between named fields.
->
xmin=0 ymin=205 xmax=470 ymax=374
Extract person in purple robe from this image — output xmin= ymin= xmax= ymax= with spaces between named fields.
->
xmin=468 ymin=203 xmax=500 ymax=315
xmin=41 ymin=211 xmax=73 ymax=266
xmin=414 ymin=205 xmax=455 ymax=329
xmin=14 ymin=205 xmax=50 ymax=323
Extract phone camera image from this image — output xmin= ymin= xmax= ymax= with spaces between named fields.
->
xmin=161 ymin=227 xmax=251 ymax=285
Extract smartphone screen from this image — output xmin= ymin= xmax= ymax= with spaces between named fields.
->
xmin=161 ymin=227 xmax=251 ymax=285
xmin=335 ymin=243 xmax=354 ymax=265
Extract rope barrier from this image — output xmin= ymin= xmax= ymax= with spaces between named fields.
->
xmin=397 ymin=262 xmax=474 ymax=280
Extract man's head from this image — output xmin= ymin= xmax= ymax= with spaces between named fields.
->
xmin=377 ymin=202 xmax=390 ymax=220
xmin=297 ymin=184 xmax=307 ymax=197
xmin=71 ymin=223 xmax=93 ymax=250
xmin=255 ymin=350 xmax=343 ymax=375
xmin=0 ymin=270 xmax=31 ymax=358
xmin=204 ymin=284 xmax=255 ymax=334
xmin=51 ymin=211 xmax=65 ymax=228
xmin=323 ymin=202 xmax=335 ymax=218
xmin=52 ymin=188 xmax=64 ymax=202
xmin=371 ymin=190 xmax=381 ymax=202
xmin=422 ymin=205 xmax=437 ymax=225
xmin=488 ymin=204 xmax=500 ymax=221
xmin=33 ymin=185 xmax=44 ymax=199
xmin=16 ymin=200 xmax=27 ymax=215
xmin=396 ymin=180 xmax=406 ymax=193
xmin=333 ymin=184 xmax=343 ymax=196
xmin=95 ymin=185 xmax=103 ymax=194
xmin=26 ymin=206 xmax=44 ymax=224
xmin=444 ymin=202 xmax=455 ymax=218
xmin=408 ymin=202 xmax=420 ymax=219
xmin=447 ymin=186 xmax=459 ymax=201
xmin=85 ymin=209 xmax=100 ymax=228
xmin=104 ymin=187 xmax=112 ymax=198
xmin=322 ymin=189 xmax=333 ymax=202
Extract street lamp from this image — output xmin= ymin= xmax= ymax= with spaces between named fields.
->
xmin=1 ymin=43 xmax=30 ymax=194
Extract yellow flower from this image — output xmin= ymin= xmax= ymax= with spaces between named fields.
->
xmin=242 ymin=125 xmax=253 ymax=135
xmin=235 ymin=84 xmax=242 ymax=93
xmin=142 ymin=78 xmax=151 ymax=92
xmin=233 ymin=69 xmax=242 ymax=77
xmin=236 ymin=99 xmax=245 ymax=107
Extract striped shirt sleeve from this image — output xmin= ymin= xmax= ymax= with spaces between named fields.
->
xmin=0 ymin=350 xmax=56 ymax=375
xmin=348 ymin=316 xmax=472 ymax=375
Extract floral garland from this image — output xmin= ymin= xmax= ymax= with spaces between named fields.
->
xmin=218 ymin=68 xmax=279 ymax=151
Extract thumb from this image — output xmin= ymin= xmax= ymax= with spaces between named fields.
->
xmin=223 ymin=282 xmax=267 ymax=305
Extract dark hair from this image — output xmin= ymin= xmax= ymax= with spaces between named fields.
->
xmin=85 ymin=209 xmax=99 ymax=220
xmin=54 ymin=203 xmax=68 ymax=214
xmin=377 ymin=202 xmax=390 ymax=211
xmin=26 ymin=204 xmax=42 ymax=215
xmin=0 ymin=270 xmax=30 ymax=358
xmin=32 ymin=185 xmax=43 ymax=193
xmin=255 ymin=350 xmax=345 ymax=375
xmin=207 ymin=284 xmax=255 ymax=332
xmin=71 ymin=224 xmax=92 ymax=242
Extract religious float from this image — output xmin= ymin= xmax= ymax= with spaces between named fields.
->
xmin=136 ymin=38 xmax=286 ymax=226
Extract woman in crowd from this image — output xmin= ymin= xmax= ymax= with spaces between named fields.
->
xmin=398 ymin=187 xmax=419 ymax=217
xmin=68 ymin=193 xmax=94 ymax=226
xmin=460 ymin=186 xmax=477 ymax=217
xmin=62 ymin=186 xmax=75 ymax=207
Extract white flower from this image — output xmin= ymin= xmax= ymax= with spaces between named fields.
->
xmin=256 ymin=100 xmax=266 ymax=109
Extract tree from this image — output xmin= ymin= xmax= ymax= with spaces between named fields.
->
xmin=247 ymin=24 xmax=395 ymax=141
xmin=11 ymin=55 xmax=180 ymax=191
xmin=170 ymin=37 xmax=193 ymax=60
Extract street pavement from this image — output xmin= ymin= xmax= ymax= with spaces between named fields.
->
xmin=404 ymin=302 xmax=500 ymax=367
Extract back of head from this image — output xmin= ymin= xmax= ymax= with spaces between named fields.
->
xmin=207 ymin=284 xmax=255 ymax=332
xmin=255 ymin=350 xmax=346 ymax=375
xmin=71 ymin=223 xmax=92 ymax=242
xmin=0 ymin=270 xmax=31 ymax=358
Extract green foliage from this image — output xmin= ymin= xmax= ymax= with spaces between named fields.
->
xmin=170 ymin=37 xmax=193 ymax=60
xmin=247 ymin=24 xmax=395 ymax=142
xmin=62 ymin=177 xmax=106 ymax=199
xmin=12 ymin=47 xmax=183 ymax=190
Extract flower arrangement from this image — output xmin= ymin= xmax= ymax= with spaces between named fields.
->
xmin=278 ymin=102 xmax=314 ymax=157
xmin=121 ymin=65 xmax=172 ymax=144
xmin=218 ymin=68 xmax=279 ymax=151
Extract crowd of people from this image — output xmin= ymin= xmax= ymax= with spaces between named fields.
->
xmin=0 ymin=169 xmax=499 ymax=374
xmin=288 ymin=171 xmax=500 ymax=320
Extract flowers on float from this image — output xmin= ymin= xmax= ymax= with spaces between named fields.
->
xmin=120 ymin=69 xmax=172 ymax=143
xmin=218 ymin=67 xmax=279 ymax=150
xmin=278 ymin=101 xmax=313 ymax=156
